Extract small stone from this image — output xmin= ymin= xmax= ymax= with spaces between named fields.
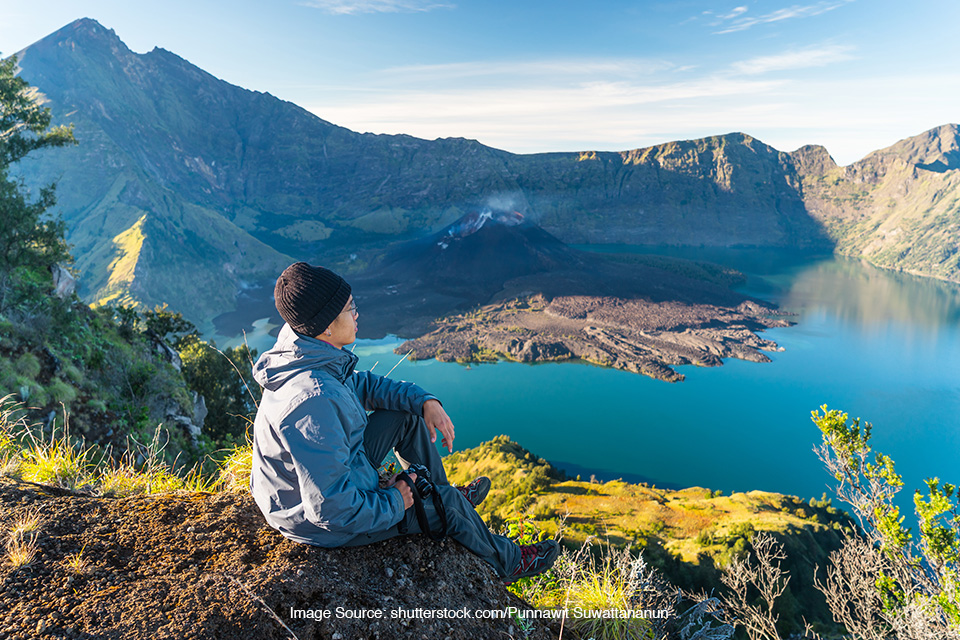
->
xmin=296 ymin=569 xmax=305 ymax=577
xmin=186 ymin=527 xmax=195 ymax=533
xmin=332 ymin=634 xmax=343 ymax=640
xmin=36 ymin=619 xmax=47 ymax=634
xmin=384 ymin=567 xmax=394 ymax=578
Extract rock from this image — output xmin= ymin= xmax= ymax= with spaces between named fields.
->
xmin=191 ymin=393 xmax=207 ymax=430
xmin=50 ymin=264 xmax=76 ymax=299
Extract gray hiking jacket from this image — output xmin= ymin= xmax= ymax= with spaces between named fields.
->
xmin=249 ymin=324 xmax=437 ymax=547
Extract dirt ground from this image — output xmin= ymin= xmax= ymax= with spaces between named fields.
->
xmin=0 ymin=478 xmax=561 ymax=640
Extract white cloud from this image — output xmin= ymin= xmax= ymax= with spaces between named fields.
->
xmin=711 ymin=1 xmax=853 ymax=34
xmin=299 ymin=58 xmax=960 ymax=166
xmin=718 ymin=6 xmax=749 ymax=20
xmin=378 ymin=58 xmax=680 ymax=84
xmin=731 ymin=45 xmax=856 ymax=75
xmin=307 ymin=75 xmax=785 ymax=147
xmin=300 ymin=0 xmax=453 ymax=15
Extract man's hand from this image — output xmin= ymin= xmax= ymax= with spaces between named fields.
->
xmin=387 ymin=472 xmax=418 ymax=510
xmin=422 ymin=399 xmax=455 ymax=452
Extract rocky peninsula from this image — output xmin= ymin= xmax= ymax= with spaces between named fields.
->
xmin=396 ymin=294 xmax=789 ymax=382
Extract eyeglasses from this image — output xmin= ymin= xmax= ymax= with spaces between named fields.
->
xmin=344 ymin=300 xmax=358 ymax=317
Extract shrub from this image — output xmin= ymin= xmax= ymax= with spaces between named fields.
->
xmin=813 ymin=406 xmax=960 ymax=637
xmin=14 ymin=352 xmax=41 ymax=379
xmin=46 ymin=377 xmax=78 ymax=404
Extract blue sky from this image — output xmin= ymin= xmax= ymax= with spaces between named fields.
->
xmin=3 ymin=0 xmax=958 ymax=164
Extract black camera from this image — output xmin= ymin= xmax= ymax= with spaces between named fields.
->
xmin=405 ymin=463 xmax=434 ymax=499
xmin=396 ymin=463 xmax=448 ymax=542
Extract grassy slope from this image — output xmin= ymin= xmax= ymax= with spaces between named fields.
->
xmin=444 ymin=435 xmax=852 ymax=633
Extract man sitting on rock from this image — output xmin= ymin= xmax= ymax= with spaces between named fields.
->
xmin=250 ymin=262 xmax=559 ymax=582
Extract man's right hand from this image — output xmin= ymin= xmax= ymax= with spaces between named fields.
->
xmin=389 ymin=472 xmax=418 ymax=510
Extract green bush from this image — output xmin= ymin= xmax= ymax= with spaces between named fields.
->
xmin=46 ymin=377 xmax=78 ymax=405
xmin=0 ymin=358 xmax=17 ymax=391
xmin=61 ymin=363 xmax=84 ymax=385
xmin=15 ymin=352 xmax=41 ymax=379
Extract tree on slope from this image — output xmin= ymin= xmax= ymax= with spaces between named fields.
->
xmin=0 ymin=52 xmax=75 ymax=305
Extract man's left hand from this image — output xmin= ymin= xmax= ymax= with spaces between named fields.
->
xmin=423 ymin=399 xmax=455 ymax=452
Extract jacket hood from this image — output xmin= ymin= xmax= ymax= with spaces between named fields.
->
xmin=253 ymin=324 xmax=359 ymax=391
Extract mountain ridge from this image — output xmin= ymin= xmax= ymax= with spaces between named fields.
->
xmin=11 ymin=18 xmax=960 ymax=330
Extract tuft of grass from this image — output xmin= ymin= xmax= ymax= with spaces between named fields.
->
xmin=18 ymin=420 xmax=96 ymax=490
xmin=6 ymin=507 xmax=41 ymax=569
xmin=61 ymin=362 xmax=84 ymax=385
xmin=505 ymin=512 xmax=675 ymax=640
xmin=64 ymin=542 xmax=89 ymax=574
xmin=0 ymin=357 xmax=18 ymax=389
xmin=218 ymin=444 xmax=252 ymax=493
xmin=101 ymin=426 xmax=220 ymax=496
xmin=46 ymin=377 xmax=78 ymax=404
xmin=14 ymin=352 xmax=41 ymax=379
xmin=98 ymin=464 xmax=151 ymax=497
xmin=560 ymin=544 xmax=655 ymax=640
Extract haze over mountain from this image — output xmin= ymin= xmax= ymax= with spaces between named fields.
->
xmin=12 ymin=18 xmax=960 ymax=330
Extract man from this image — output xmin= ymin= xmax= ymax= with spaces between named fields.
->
xmin=250 ymin=262 xmax=559 ymax=582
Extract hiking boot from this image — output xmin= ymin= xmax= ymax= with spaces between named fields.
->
xmin=455 ymin=476 xmax=491 ymax=507
xmin=504 ymin=539 xmax=560 ymax=584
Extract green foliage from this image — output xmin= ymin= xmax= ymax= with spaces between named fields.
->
xmin=46 ymin=377 xmax=78 ymax=405
xmin=915 ymin=478 xmax=960 ymax=624
xmin=0 ymin=53 xmax=75 ymax=309
xmin=14 ymin=352 xmax=40 ymax=379
xmin=178 ymin=335 xmax=260 ymax=447
xmin=813 ymin=405 xmax=960 ymax=629
xmin=813 ymin=406 xmax=910 ymax=557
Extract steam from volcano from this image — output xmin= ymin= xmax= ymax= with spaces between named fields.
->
xmin=442 ymin=208 xmax=524 ymax=241
xmin=438 ymin=192 xmax=531 ymax=245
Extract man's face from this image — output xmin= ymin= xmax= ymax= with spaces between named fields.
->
xmin=320 ymin=295 xmax=358 ymax=348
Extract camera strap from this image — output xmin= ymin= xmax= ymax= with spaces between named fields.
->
xmin=395 ymin=472 xmax=447 ymax=542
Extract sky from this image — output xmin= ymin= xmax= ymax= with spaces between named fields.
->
xmin=2 ymin=0 xmax=958 ymax=165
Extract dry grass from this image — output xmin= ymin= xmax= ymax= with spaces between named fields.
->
xmin=5 ymin=507 xmax=41 ymax=569
xmin=64 ymin=542 xmax=90 ymax=574
xmin=0 ymin=396 xmax=240 ymax=497
xmin=217 ymin=443 xmax=252 ymax=493
xmin=508 ymin=519 xmax=732 ymax=640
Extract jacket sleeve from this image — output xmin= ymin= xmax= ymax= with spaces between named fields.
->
xmin=347 ymin=370 xmax=438 ymax=415
xmin=279 ymin=396 xmax=405 ymax=534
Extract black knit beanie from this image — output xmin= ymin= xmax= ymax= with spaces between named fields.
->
xmin=274 ymin=262 xmax=351 ymax=337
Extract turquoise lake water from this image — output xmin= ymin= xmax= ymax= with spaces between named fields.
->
xmin=223 ymin=249 xmax=960 ymax=507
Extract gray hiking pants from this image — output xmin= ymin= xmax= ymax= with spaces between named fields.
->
xmin=343 ymin=409 xmax=521 ymax=578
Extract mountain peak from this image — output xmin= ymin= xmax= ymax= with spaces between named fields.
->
xmin=864 ymin=123 xmax=960 ymax=172
xmin=19 ymin=18 xmax=128 ymax=58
